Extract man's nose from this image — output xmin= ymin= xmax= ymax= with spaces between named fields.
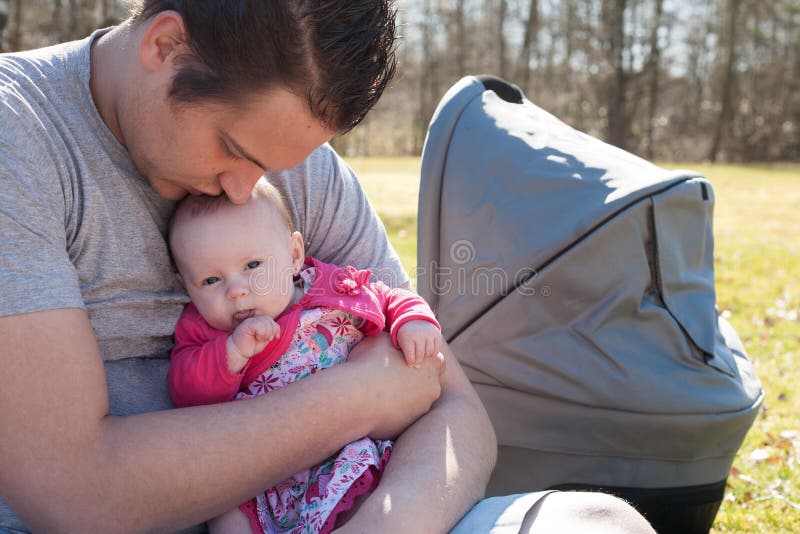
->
xmin=218 ymin=169 xmax=265 ymax=205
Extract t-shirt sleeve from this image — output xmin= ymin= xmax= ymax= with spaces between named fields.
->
xmin=267 ymin=144 xmax=409 ymax=288
xmin=0 ymin=98 xmax=83 ymax=317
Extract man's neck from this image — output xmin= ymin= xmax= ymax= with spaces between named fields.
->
xmin=89 ymin=20 xmax=134 ymax=147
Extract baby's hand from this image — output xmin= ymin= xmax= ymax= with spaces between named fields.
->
xmin=396 ymin=320 xmax=442 ymax=368
xmin=226 ymin=315 xmax=281 ymax=373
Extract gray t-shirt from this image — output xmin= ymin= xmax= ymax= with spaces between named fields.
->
xmin=0 ymin=31 xmax=406 ymax=532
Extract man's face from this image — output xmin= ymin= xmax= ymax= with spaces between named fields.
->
xmin=124 ymin=88 xmax=335 ymax=204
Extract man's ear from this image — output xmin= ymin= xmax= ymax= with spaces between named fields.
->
xmin=139 ymin=11 xmax=188 ymax=72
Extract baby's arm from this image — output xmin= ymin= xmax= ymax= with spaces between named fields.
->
xmin=374 ymin=282 xmax=442 ymax=367
xmin=227 ymin=315 xmax=281 ymax=374
xmin=168 ymin=306 xmax=248 ymax=407
xmin=396 ymin=319 xmax=443 ymax=368
xmin=208 ymin=506 xmax=253 ymax=534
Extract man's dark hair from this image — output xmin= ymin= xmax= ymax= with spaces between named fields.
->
xmin=131 ymin=1 xmax=397 ymax=133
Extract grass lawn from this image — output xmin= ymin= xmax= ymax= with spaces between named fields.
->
xmin=348 ymin=157 xmax=800 ymax=533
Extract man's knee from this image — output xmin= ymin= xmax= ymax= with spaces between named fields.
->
xmin=521 ymin=491 xmax=656 ymax=534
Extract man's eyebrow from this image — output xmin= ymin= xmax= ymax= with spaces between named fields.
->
xmin=221 ymin=131 xmax=268 ymax=172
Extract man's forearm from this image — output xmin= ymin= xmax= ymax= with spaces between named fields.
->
xmin=0 ymin=310 xmax=442 ymax=533
xmin=10 ymin=366 xmax=372 ymax=533
xmin=341 ymin=343 xmax=498 ymax=533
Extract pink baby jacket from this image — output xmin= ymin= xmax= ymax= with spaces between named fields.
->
xmin=168 ymin=257 xmax=439 ymax=407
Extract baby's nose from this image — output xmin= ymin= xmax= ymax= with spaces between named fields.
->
xmin=227 ymin=280 xmax=250 ymax=299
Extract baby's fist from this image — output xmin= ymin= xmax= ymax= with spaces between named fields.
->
xmin=227 ymin=315 xmax=281 ymax=373
xmin=396 ymin=320 xmax=442 ymax=368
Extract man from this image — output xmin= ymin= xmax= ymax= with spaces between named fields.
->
xmin=0 ymin=2 xmax=653 ymax=532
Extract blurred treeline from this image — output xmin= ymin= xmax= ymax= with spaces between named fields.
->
xmin=1 ymin=0 xmax=797 ymax=162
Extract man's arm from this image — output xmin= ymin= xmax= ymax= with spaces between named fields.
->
xmin=339 ymin=337 xmax=498 ymax=533
xmin=0 ymin=308 xmax=442 ymax=532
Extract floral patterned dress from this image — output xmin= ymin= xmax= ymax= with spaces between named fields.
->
xmin=236 ymin=268 xmax=392 ymax=534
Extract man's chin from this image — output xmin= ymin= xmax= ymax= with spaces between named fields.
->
xmin=148 ymin=178 xmax=191 ymax=201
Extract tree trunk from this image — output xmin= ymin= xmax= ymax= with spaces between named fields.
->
xmin=602 ymin=0 xmax=629 ymax=150
xmin=454 ymin=0 xmax=467 ymax=77
xmin=708 ymin=0 xmax=741 ymax=162
xmin=645 ymin=0 xmax=664 ymax=160
xmin=497 ymin=0 xmax=508 ymax=79
xmin=0 ymin=0 xmax=8 ymax=53
xmin=561 ymin=0 xmax=579 ymax=104
xmin=416 ymin=0 xmax=439 ymax=153
xmin=49 ymin=0 xmax=64 ymax=42
xmin=517 ymin=0 xmax=539 ymax=91
xmin=96 ymin=0 xmax=109 ymax=27
xmin=67 ymin=0 xmax=80 ymax=40
xmin=8 ymin=0 xmax=21 ymax=51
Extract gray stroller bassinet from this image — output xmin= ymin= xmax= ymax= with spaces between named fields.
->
xmin=416 ymin=76 xmax=763 ymax=533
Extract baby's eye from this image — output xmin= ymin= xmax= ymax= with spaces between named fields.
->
xmin=246 ymin=260 xmax=262 ymax=270
xmin=202 ymin=276 xmax=221 ymax=286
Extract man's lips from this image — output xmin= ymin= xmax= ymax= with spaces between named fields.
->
xmin=233 ymin=309 xmax=255 ymax=322
xmin=185 ymin=184 xmax=220 ymax=196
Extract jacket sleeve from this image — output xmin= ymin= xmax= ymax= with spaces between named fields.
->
xmin=371 ymin=282 xmax=441 ymax=349
xmin=168 ymin=308 xmax=244 ymax=407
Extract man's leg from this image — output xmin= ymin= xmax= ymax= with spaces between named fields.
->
xmin=519 ymin=492 xmax=656 ymax=533
xmin=451 ymin=492 xmax=656 ymax=534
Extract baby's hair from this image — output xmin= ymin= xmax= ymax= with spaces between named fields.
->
xmin=168 ymin=179 xmax=295 ymax=259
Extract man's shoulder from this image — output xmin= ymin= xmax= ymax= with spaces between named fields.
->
xmin=1 ymin=45 xmax=78 ymax=143
xmin=1 ymin=40 xmax=94 ymax=184
xmin=1 ymin=37 xmax=90 ymax=118
xmin=1 ymin=40 xmax=80 ymax=99
xmin=276 ymin=144 xmax=352 ymax=186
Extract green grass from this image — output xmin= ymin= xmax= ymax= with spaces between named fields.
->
xmin=348 ymin=157 xmax=422 ymax=276
xmin=350 ymin=157 xmax=800 ymax=533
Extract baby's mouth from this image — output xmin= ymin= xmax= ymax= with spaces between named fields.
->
xmin=233 ymin=309 xmax=255 ymax=323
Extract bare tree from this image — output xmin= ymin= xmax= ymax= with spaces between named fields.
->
xmin=708 ymin=0 xmax=742 ymax=162
xmin=517 ymin=0 xmax=539 ymax=92
xmin=415 ymin=0 xmax=441 ymax=152
xmin=8 ymin=0 xmax=21 ymax=51
xmin=0 ymin=0 xmax=8 ymax=52
xmin=67 ymin=0 xmax=80 ymax=40
xmin=496 ymin=0 xmax=508 ymax=79
xmin=96 ymin=0 xmax=109 ymax=27
xmin=602 ymin=0 xmax=630 ymax=150
xmin=453 ymin=0 xmax=467 ymax=77
xmin=644 ymin=0 xmax=665 ymax=160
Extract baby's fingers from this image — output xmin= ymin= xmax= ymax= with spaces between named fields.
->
xmin=264 ymin=320 xmax=281 ymax=340
xmin=252 ymin=317 xmax=279 ymax=341
xmin=399 ymin=337 xmax=421 ymax=368
xmin=428 ymin=336 xmax=442 ymax=358
xmin=423 ymin=337 xmax=434 ymax=358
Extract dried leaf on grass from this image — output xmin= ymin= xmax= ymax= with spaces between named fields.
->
xmin=750 ymin=448 xmax=771 ymax=462
xmin=748 ymin=447 xmax=786 ymax=465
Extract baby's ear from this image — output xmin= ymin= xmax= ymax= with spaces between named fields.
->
xmin=175 ymin=272 xmax=186 ymax=288
xmin=290 ymin=231 xmax=305 ymax=273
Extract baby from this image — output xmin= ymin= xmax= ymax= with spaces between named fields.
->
xmin=167 ymin=179 xmax=442 ymax=534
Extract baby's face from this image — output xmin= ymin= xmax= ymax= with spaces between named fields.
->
xmin=171 ymin=199 xmax=304 ymax=331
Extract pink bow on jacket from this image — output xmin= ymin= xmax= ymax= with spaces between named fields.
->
xmin=333 ymin=266 xmax=372 ymax=295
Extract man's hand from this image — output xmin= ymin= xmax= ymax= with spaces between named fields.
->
xmin=227 ymin=315 xmax=280 ymax=373
xmin=346 ymin=334 xmax=444 ymax=440
xmin=396 ymin=319 xmax=443 ymax=368
xmin=335 ymin=340 xmax=497 ymax=534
